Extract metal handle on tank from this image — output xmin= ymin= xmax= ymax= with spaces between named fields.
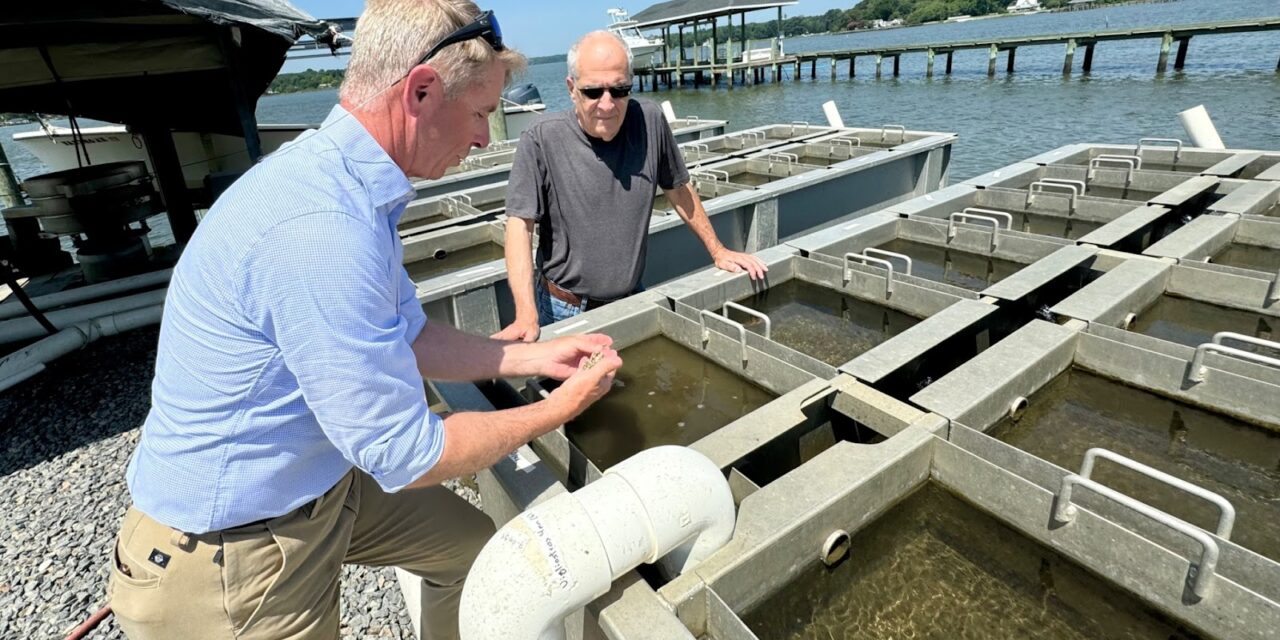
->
xmin=721 ymin=301 xmax=772 ymax=340
xmin=1137 ymin=137 xmax=1184 ymax=163
xmin=880 ymin=124 xmax=906 ymax=145
xmin=1027 ymin=179 xmax=1081 ymax=214
xmin=698 ymin=309 xmax=751 ymax=367
xmin=762 ymin=152 xmax=793 ymax=172
xmin=692 ymin=169 xmax=729 ymax=183
xmin=1077 ymin=448 xmax=1235 ymax=538
xmin=947 ymin=212 xmax=1004 ymax=251
xmin=1089 ymin=154 xmax=1143 ymax=184
xmin=1188 ymin=331 xmax=1280 ymax=383
xmin=862 ymin=248 xmax=913 ymax=276
xmin=1052 ymin=468 xmax=1221 ymax=600
xmin=961 ymin=207 xmax=1014 ymax=229
xmin=843 ymin=252 xmax=896 ymax=296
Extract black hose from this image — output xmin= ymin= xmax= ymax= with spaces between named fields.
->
xmin=1 ymin=259 xmax=58 ymax=336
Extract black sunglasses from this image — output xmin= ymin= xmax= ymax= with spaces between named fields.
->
xmin=418 ymin=10 xmax=505 ymax=64
xmin=578 ymin=84 xmax=633 ymax=100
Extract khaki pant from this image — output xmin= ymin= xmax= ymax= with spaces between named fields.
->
xmin=108 ymin=470 xmax=495 ymax=640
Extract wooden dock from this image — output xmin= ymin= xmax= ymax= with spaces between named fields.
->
xmin=635 ymin=16 xmax=1280 ymax=90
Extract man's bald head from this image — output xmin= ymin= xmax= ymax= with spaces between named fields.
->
xmin=567 ymin=30 xmax=633 ymax=82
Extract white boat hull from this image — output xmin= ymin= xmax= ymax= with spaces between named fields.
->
xmin=14 ymin=103 xmax=547 ymax=190
xmin=13 ymin=125 xmax=306 ymax=190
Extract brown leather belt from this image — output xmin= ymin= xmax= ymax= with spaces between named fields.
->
xmin=542 ymin=275 xmax=613 ymax=311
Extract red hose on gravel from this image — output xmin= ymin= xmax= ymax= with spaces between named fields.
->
xmin=64 ymin=605 xmax=112 ymax=640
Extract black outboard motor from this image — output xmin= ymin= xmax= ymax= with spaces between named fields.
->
xmin=502 ymin=83 xmax=542 ymax=107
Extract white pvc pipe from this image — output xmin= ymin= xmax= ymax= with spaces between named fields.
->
xmin=0 ymin=268 xmax=171 ymax=321
xmin=0 ymin=304 xmax=164 ymax=392
xmin=459 ymin=446 xmax=735 ymax=640
xmin=822 ymin=100 xmax=845 ymax=129
xmin=1178 ymin=105 xmax=1225 ymax=150
xmin=660 ymin=100 xmax=677 ymax=123
xmin=0 ymin=288 xmax=166 ymax=345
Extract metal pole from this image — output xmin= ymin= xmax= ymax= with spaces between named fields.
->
xmin=0 ymin=143 xmax=22 ymax=211
xmin=139 ymin=125 xmax=198 ymax=245
xmin=663 ymin=26 xmax=669 ymax=67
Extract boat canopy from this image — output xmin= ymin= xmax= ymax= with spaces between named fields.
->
xmin=630 ymin=0 xmax=797 ymax=30
xmin=0 ymin=0 xmax=340 ymax=135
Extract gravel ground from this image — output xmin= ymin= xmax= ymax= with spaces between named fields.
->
xmin=0 ymin=327 xmax=480 ymax=639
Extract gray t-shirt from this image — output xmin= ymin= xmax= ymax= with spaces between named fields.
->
xmin=506 ymin=99 xmax=690 ymax=300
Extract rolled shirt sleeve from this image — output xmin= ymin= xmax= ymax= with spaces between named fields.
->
xmin=238 ymin=211 xmax=442 ymax=492
xmin=504 ymin=130 xmax=546 ymax=221
xmin=657 ymin=115 xmax=690 ymax=191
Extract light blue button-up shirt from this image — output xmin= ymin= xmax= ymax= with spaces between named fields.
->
xmin=127 ymin=106 xmax=444 ymax=534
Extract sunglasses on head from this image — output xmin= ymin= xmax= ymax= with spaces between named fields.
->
xmin=577 ymin=84 xmax=633 ymax=100
xmin=418 ymin=9 xmax=505 ymax=64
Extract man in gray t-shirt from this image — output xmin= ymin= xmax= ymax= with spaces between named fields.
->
xmin=496 ymin=30 xmax=766 ymax=341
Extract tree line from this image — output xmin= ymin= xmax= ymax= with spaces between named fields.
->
xmin=729 ymin=0 xmax=1133 ymax=38
xmin=268 ymin=69 xmax=345 ymax=94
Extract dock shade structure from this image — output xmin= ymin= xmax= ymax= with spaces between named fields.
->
xmin=0 ymin=0 xmax=344 ymax=244
xmin=629 ymin=0 xmax=798 ymax=89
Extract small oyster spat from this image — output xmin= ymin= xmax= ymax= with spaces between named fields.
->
xmin=581 ymin=350 xmax=605 ymax=370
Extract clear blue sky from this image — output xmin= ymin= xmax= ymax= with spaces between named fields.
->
xmin=291 ymin=1 xmax=855 ymax=57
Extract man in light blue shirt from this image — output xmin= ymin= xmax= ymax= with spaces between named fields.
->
xmin=108 ymin=3 xmax=620 ymax=639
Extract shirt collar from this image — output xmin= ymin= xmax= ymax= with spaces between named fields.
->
xmin=317 ymin=105 xmax=416 ymax=216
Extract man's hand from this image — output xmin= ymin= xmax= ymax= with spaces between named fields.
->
xmin=492 ymin=316 xmax=540 ymax=342
xmin=546 ymin=346 xmax=622 ymax=420
xmin=532 ymin=333 xmax=614 ymax=380
xmin=712 ymin=248 xmax=769 ymax=280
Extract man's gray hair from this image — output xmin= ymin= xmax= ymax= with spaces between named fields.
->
xmin=567 ymin=30 xmax=634 ymax=82
xmin=340 ymin=0 xmax=527 ymax=106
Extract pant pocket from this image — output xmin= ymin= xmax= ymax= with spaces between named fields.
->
xmin=221 ymin=526 xmax=286 ymax=633
xmin=108 ymin=540 xmax=166 ymax=629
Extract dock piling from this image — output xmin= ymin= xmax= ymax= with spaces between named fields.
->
xmin=1174 ymin=36 xmax=1191 ymax=70
xmin=639 ymin=17 xmax=1278 ymax=90
xmin=1157 ymin=31 xmax=1173 ymax=73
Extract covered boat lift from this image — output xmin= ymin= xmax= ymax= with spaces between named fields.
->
xmin=629 ymin=0 xmax=799 ymax=89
